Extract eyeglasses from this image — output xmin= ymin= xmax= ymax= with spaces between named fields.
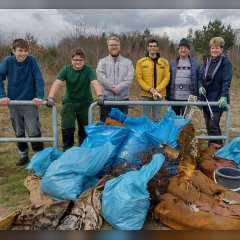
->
xmin=148 ymin=45 xmax=158 ymax=48
xmin=108 ymin=44 xmax=120 ymax=47
xmin=179 ymin=46 xmax=189 ymax=50
xmin=72 ymin=58 xmax=84 ymax=62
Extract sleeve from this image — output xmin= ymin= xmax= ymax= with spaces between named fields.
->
xmin=32 ymin=57 xmax=44 ymax=99
xmin=88 ymin=66 xmax=97 ymax=81
xmin=96 ymin=59 xmax=115 ymax=90
xmin=156 ymin=60 xmax=170 ymax=92
xmin=196 ymin=61 xmax=203 ymax=90
xmin=115 ymin=60 xmax=134 ymax=91
xmin=56 ymin=66 xmax=67 ymax=81
xmin=0 ymin=58 xmax=9 ymax=98
xmin=135 ymin=60 xmax=152 ymax=92
xmin=221 ymin=61 xmax=232 ymax=99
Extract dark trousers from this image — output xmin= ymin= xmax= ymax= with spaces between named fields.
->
xmin=203 ymin=110 xmax=223 ymax=146
xmin=61 ymin=101 xmax=90 ymax=150
xmin=172 ymin=106 xmax=186 ymax=116
xmin=100 ymin=101 xmax=129 ymax=122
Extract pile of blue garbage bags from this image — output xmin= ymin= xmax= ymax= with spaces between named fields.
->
xmin=27 ymin=107 xmax=190 ymax=230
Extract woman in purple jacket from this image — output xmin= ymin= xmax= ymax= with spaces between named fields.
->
xmin=199 ymin=37 xmax=232 ymax=147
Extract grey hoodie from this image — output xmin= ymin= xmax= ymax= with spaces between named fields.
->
xmin=96 ymin=54 xmax=134 ymax=100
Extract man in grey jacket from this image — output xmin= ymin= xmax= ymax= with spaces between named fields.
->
xmin=96 ymin=35 xmax=134 ymax=122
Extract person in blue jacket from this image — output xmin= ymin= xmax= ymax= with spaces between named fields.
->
xmin=166 ymin=38 xmax=202 ymax=115
xmin=199 ymin=37 xmax=232 ymax=147
xmin=0 ymin=38 xmax=44 ymax=166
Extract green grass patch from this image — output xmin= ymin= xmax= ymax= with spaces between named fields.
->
xmin=0 ymin=150 xmax=31 ymax=210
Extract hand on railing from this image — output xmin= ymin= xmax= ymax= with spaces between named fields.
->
xmin=0 ymin=97 xmax=10 ymax=105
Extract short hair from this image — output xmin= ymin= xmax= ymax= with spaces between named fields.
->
xmin=12 ymin=38 xmax=29 ymax=50
xmin=209 ymin=37 xmax=225 ymax=48
xmin=147 ymin=39 xmax=158 ymax=47
xmin=71 ymin=48 xmax=85 ymax=59
xmin=107 ymin=35 xmax=120 ymax=45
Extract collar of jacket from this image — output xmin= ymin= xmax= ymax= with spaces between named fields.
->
xmin=11 ymin=54 xmax=29 ymax=65
xmin=108 ymin=54 xmax=122 ymax=62
xmin=145 ymin=52 xmax=161 ymax=59
xmin=175 ymin=55 xmax=192 ymax=63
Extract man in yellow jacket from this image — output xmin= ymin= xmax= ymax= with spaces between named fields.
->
xmin=136 ymin=39 xmax=170 ymax=121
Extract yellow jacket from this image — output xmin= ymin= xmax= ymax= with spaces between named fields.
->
xmin=135 ymin=55 xmax=170 ymax=97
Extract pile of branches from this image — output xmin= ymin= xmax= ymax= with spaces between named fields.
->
xmin=108 ymin=146 xmax=180 ymax=215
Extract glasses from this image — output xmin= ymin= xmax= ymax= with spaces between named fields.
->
xmin=72 ymin=58 xmax=84 ymax=62
xmin=179 ymin=46 xmax=189 ymax=50
xmin=108 ymin=44 xmax=120 ymax=47
xmin=148 ymin=45 xmax=158 ymax=48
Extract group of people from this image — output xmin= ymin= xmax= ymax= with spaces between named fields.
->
xmin=0 ymin=35 xmax=232 ymax=166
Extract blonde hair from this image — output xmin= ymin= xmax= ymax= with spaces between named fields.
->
xmin=107 ymin=35 xmax=120 ymax=45
xmin=209 ymin=37 xmax=225 ymax=48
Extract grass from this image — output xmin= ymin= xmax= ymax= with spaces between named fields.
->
xmin=0 ymin=77 xmax=239 ymax=220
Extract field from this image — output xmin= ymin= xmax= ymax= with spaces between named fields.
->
xmin=0 ymin=78 xmax=239 ymax=229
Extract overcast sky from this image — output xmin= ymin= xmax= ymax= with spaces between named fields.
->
xmin=0 ymin=9 xmax=239 ymax=45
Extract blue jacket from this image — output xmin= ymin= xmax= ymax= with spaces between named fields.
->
xmin=201 ymin=54 xmax=232 ymax=112
xmin=166 ymin=56 xmax=202 ymax=100
xmin=0 ymin=55 xmax=44 ymax=100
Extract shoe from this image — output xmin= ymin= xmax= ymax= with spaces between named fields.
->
xmin=16 ymin=156 xmax=30 ymax=166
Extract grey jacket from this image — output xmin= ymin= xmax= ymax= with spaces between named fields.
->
xmin=96 ymin=55 xmax=134 ymax=100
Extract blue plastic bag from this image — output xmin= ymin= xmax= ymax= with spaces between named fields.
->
xmin=146 ymin=118 xmax=179 ymax=149
xmin=40 ymin=142 xmax=116 ymax=201
xmin=82 ymin=123 xmax=128 ymax=148
xmin=82 ymin=123 xmax=128 ymax=176
xmin=102 ymin=153 xmax=165 ymax=230
xmin=114 ymin=116 xmax=155 ymax=166
xmin=165 ymin=107 xmax=190 ymax=132
xmin=215 ymin=137 xmax=240 ymax=168
xmin=146 ymin=108 xmax=190 ymax=149
xmin=108 ymin=108 xmax=127 ymax=123
xmin=27 ymin=147 xmax=63 ymax=176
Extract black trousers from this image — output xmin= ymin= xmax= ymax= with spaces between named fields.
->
xmin=203 ymin=110 xmax=223 ymax=146
xmin=172 ymin=106 xmax=186 ymax=116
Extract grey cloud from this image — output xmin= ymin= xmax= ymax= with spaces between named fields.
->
xmin=57 ymin=9 xmax=194 ymax=33
xmin=201 ymin=9 xmax=240 ymax=24
xmin=32 ymin=11 xmax=43 ymax=21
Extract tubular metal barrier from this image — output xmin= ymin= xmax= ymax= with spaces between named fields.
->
xmin=88 ymin=100 xmax=231 ymax=145
xmin=0 ymin=100 xmax=58 ymax=148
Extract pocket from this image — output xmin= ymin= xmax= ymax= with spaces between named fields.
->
xmin=118 ymin=64 xmax=128 ymax=79
xmin=105 ymin=64 xmax=112 ymax=77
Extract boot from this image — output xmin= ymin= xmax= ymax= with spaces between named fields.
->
xmin=62 ymin=128 xmax=75 ymax=151
xmin=16 ymin=156 xmax=30 ymax=166
xmin=78 ymin=126 xmax=87 ymax=146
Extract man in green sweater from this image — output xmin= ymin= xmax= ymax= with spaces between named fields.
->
xmin=46 ymin=48 xmax=103 ymax=151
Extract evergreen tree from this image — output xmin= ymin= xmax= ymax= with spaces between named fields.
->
xmin=192 ymin=19 xmax=235 ymax=58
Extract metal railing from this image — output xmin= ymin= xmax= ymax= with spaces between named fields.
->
xmin=88 ymin=100 xmax=231 ymax=145
xmin=0 ymin=100 xmax=58 ymax=148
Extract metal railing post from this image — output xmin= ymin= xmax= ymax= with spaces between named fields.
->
xmin=88 ymin=100 xmax=231 ymax=145
xmin=0 ymin=100 xmax=58 ymax=148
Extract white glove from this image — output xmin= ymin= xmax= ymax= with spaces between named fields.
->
xmin=153 ymin=92 xmax=162 ymax=100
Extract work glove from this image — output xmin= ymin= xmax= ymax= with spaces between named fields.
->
xmin=97 ymin=95 xmax=104 ymax=106
xmin=108 ymin=107 xmax=127 ymax=123
xmin=153 ymin=92 xmax=162 ymax=100
xmin=218 ymin=97 xmax=228 ymax=108
xmin=46 ymin=97 xmax=55 ymax=108
xmin=199 ymin=87 xmax=206 ymax=96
